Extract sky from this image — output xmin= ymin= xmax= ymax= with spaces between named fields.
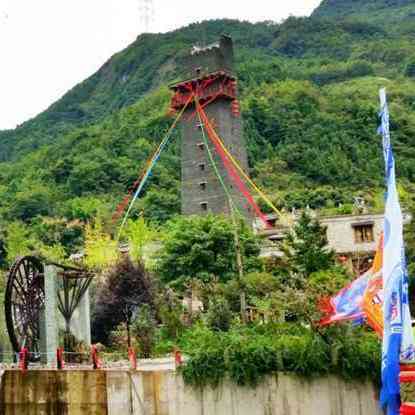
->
xmin=0 ymin=0 xmax=321 ymax=130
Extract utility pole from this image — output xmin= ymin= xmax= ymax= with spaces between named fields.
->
xmin=229 ymin=200 xmax=247 ymax=324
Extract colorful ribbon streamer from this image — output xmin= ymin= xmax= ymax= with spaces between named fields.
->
xmin=196 ymin=101 xmax=271 ymax=228
xmin=116 ymin=95 xmax=193 ymax=239
xmin=198 ymin=105 xmax=286 ymax=223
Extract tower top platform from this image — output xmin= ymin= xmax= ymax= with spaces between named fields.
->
xmin=173 ymin=35 xmax=235 ymax=85
xmin=169 ymin=71 xmax=237 ymax=111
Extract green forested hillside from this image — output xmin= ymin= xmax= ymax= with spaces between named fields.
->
xmin=0 ymin=21 xmax=274 ymax=161
xmin=313 ymin=0 xmax=415 ymax=22
xmin=1 ymin=1 xmax=415 ymax=261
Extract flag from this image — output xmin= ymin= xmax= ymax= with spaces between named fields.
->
xmin=319 ymin=236 xmax=383 ymax=328
xmin=363 ymin=235 xmax=384 ymax=336
xmin=319 ymin=269 xmax=372 ymax=326
xmin=362 ymin=274 xmax=383 ymax=336
xmin=379 ymin=88 xmax=415 ymax=415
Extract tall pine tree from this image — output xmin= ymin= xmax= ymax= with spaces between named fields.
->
xmin=283 ymin=212 xmax=335 ymax=278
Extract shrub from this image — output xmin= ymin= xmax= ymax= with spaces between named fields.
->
xmin=132 ymin=304 xmax=157 ymax=358
xmin=180 ymin=322 xmax=380 ymax=388
xmin=180 ymin=325 xmax=227 ymax=388
xmin=405 ymin=58 xmax=415 ymax=78
xmin=206 ymin=297 xmax=233 ymax=332
xmin=227 ymin=334 xmax=279 ymax=386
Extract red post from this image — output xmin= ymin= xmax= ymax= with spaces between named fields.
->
xmin=174 ymin=349 xmax=182 ymax=367
xmin=57 ymin=347 xmax=65 ymax=370
xmin=91 ymin=345 xmax=101 ymax=369
xmin=128 ymin=347 xmax=137 ymax=370
xmin=19 ymin=347 xmax=28 ymax=372
xmin=400 ymin=404 xmax=415 ymax=414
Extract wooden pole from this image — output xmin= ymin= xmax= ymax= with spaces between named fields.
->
xmin=229 ymin=200 xmax=247 ymax=323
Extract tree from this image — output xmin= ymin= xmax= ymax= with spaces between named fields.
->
xmin=281 ymin=212 xmax=336 ymax=281
xmin=131 ymin=304 xmax=157 ymax=358
xmin=121 ymin=217 xmax=158 ymax=263
xmin=156 ymin=214 xmax=261 ymax=287
xmin=206 ymin=296 xmax=233 ymax=332
xmin=4 ymin=222 xmax=37 ymax=264
xmin=271 ymin=212 xmax=349 ymax=325
xmin=405 ymin=58 xmax=415 ymax=78
xmin=84 ymin=219 xmax=119 ymax=270
xmin=92 ymin=258 xmax=155 ymax=346
xmin=9 ymin=181 xmax=53 ymax=221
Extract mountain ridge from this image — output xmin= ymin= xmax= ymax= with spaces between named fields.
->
xmin=313 ymin=0 xmax=415 ymax=20
xmin=0 ymin=20 xmax=275 ymax=161
xmin=2 ymin=0 xmax=414 ymax=162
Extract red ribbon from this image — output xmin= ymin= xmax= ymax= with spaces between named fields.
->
xmin=197 ymin=104 xmax=271 ymax=229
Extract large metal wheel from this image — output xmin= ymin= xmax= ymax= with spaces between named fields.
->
xmin=4 ymin=256 xmax=45 ymax=357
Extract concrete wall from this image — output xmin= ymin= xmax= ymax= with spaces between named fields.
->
xmin=0 ymin=369 xmax=382 ymax=415
xmin=0 ymin=370 xmax=107 ymax=415
xmin=181 ymin=98 xmax=250 ymax=220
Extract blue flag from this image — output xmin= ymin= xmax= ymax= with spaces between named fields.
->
xmin=379 ymin=88 xmax=415 ymax=415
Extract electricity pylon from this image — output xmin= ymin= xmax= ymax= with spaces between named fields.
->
xmin=138 ymin=0 xmax=154 ymax=33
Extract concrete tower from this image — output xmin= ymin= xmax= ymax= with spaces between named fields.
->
xmin=170 ymin=36 xmax=251 ymax=220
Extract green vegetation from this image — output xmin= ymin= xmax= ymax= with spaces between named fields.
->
xmin=157 ymin=214 xmax=261 ymax=287
xmin=280 ymin=212 xmax=336 ymax=276
xmin=313 ymin=0 xmax=415 ymax=23
xmin=0 ymin=0 xmax=414 ymax=383
xmin=175 ymin=214 xmax=378 ymax=387
xmin=101 ymin=213 xmax=380 ymax=387
xmin=179 ymin=323 xmax=380 ymax=387
xmin=1 ymin=7 xmax=415 ymax=263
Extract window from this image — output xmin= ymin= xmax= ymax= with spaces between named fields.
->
xmin=199 ymin=163 xmax=206 ymax=172
xmin=268 ymin=218 xmax=277 ymax=228
xmin=200 ymin=202 xmax=208 ymax=211
xmin=354 ymin=224 xmax=374 ymax=244
xmin=199 ymin=182 xmax=207 ymax=191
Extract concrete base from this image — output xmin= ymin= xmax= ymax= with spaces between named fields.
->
xmin=0 ymin=369 xmax=382 ymax=415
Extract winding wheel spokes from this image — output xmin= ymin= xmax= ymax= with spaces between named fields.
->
xmin=5 ymin=256 xmax=45 ymax=358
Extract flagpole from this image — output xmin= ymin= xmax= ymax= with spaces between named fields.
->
xmin=379 ymin=88 xmax=415 ymax=415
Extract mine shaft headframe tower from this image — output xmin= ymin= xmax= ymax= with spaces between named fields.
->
xmin=170 ymin=35 xmax=252 ymax=221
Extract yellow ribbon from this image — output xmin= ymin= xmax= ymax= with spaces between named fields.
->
xmin=199 ymin=107 xmax=288 ymax=223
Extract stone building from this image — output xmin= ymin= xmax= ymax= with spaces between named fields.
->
xmin=170 ymin=36 xmax=252 ymax=221
xmin=255 ymin=212 xmax=412 ymax=274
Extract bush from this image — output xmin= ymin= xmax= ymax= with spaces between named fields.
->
xmin=180 ymin=324 xmax=227 ymax=388
xmin=132 ymin=304 xmax=157 ymax=358
xmin=330 ymin=326 xmax=381 ymax=382
xmin=405 ymin=58 xmax=415 ymax=78
xmin=225 ymin=329 xmax=285 ymax=386
xmin=179 ymin=322 xmax=380 ymax=388
xmin=206 ymin=297 xmax=233 ymax=332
